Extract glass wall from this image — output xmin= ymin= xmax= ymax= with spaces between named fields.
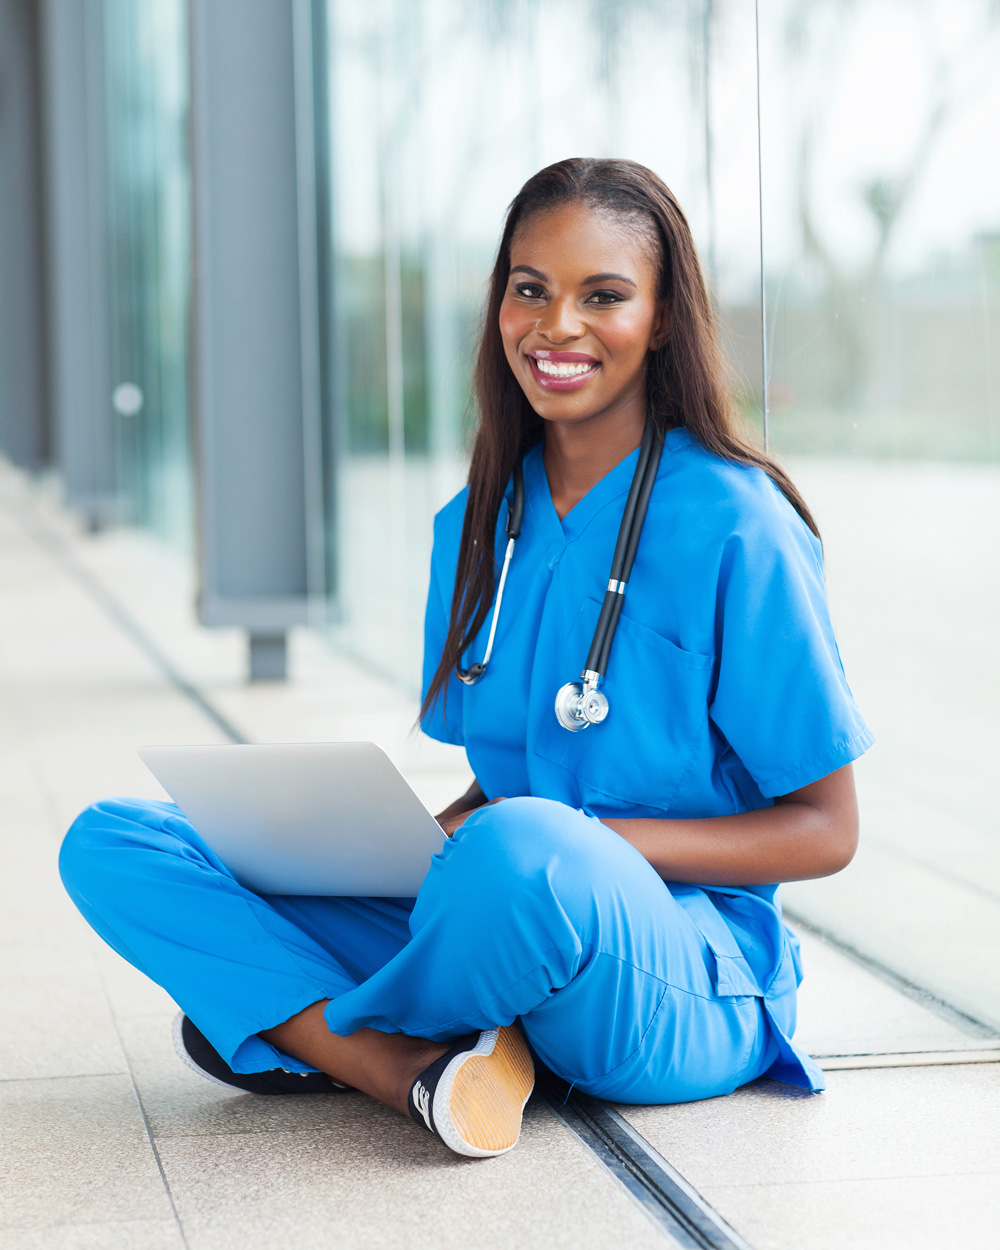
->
xmin=318 ymin=0 xmax=1000 ymax=1028
xmin=321 ymin=0 xmax=762 ymax=686
xmin=757 ymin=0 xmax=1000 ymax=1026
xmin=103 ymin=0 xmax=192 ymax=547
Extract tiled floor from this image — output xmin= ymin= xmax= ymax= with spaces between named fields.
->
xmin=2 ymin=459 xmax=998 ymax=1250
xmin=626 ymin=1065 xmax=1000 ymax=1250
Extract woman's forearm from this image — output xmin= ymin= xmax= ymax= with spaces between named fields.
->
xmin=602 ymin=765 xmax=859 ymax=886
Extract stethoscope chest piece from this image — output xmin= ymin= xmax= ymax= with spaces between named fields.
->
xmin=554 ymin=675 xmax=609 ymax=731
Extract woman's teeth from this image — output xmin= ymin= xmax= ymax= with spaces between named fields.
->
xmin=532 ymin=358 xmax=597 ymax=377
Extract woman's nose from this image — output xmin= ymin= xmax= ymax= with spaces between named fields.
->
xmin=538 ymin=296 xmax=584 ymax=343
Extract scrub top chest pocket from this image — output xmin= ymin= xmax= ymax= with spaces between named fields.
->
xmin=532 ymin=596 xmax=716 ymax=816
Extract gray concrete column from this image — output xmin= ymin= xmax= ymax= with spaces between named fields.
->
xmin=189 ymin=0 xmax=315 ymax=680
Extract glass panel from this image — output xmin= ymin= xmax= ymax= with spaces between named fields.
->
xmin=103 ymin=0 xmax=192 ymax=548
xmin=321 ymin=0 xmax=761 ymax=688
xmin=757 ymin=0 xmax=1000 ymax=1026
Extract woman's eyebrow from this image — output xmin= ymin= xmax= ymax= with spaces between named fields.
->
xmin=510 ymin=265 xmax=637 ymax=289
xmin=582 ymin=271 xmax=636 ymax=288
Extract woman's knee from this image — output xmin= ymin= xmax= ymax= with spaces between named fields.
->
xmin=447 ymin=797 xmax=640 ymax=911
xmin=59 ymin=796 xmax=187 ymax=894
xmin=453 ymin=797 xmax=589 ymax=875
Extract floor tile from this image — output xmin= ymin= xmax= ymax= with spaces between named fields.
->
xmin=790 ymin=926 xmax=993 ymax=1056
xmin=156 ymin=1103 xmax=668 ymax=1250
xmin=700 ymin=1171 xmax=1000 ymax=1250
xmin=92 ymin=941 xmax=179 ymax=1020
xmin=117 ymin=1012 xmax=366 ymax=1140
xmin=0 ymin=967 xmax=126 ymax=1080
xmin=0 ymin=1075 xmax=174 ymax=1228
xmin=0 ymin=1219 xmax=184 ymax=1249
xmin=620 ymin=1064 xmax=1000 ymax=1189
xmin=0 ymin=884 xmax=107 ymax=980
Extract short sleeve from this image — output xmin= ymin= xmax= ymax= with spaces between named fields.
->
xmin=419 ymin=508 xmax=465 ymax=746
xmin=708 ymin=485 xmax=874 ymax=797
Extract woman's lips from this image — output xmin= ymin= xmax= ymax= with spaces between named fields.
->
xmin=526 ymin=351 xmax=601 ymax=391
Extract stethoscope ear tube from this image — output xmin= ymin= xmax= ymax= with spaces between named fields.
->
xmin=454 ymin=460 xmax=525 ymax=685
xmin=506 ymin=458 xmax=525 ymax=540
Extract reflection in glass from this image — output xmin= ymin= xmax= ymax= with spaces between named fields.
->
xmin=103 ymin=0 xmax=192 ymax=547
xmin=322 ymin=0 xmax=761 ymax=686
xmin=758 ymin=0 xmax=1000 ymax=1026
xmin=317 ymin=0 xmax=1000 ymax=1027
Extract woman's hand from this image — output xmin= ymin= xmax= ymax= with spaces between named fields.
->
xmin=437 ymin=808 xmax=476 ymax=838
xmin=434 ymin=781 xmax=506 ymax=838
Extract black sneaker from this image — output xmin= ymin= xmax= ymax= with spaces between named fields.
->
xmin=407 ymin=1025 xmax=535 ymax=1157
xmin=172 ymin=1012 xmax=353 ymax=1096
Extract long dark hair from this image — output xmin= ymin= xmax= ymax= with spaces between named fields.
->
xmin=420 ymin=157 xmax=820 ymax=722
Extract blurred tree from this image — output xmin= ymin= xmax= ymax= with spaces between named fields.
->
xmin=782 ymin=0 xmax=1000 ymax=408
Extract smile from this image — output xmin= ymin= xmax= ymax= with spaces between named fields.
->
xmin=527 ymin=351 xmax=601 ymax=391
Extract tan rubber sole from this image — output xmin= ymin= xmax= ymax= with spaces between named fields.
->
xmin=447 ymin=1026 xmax=535 ymax=1154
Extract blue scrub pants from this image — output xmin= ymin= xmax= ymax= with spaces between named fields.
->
xmin=60 ymin=795 xmax=779 ymax=1104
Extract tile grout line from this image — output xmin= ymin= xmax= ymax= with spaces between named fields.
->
xmin=94 ymin=944 xmax=192 ymax=1250
xmin=8 ymin=491 xmax=196 ymax=1249
xmin=542 ymin=1084 xmax=754 ymax=1249
xmin=1 ymin=1218 xmax=185 ymax=1233
xmin=16 ymin=501 xmax=250 ymax=747
xmin=817 ymin=1048 xmax=1000 ymax=1071
xmin=0 ymin=1072 xmax=130 ymax=1084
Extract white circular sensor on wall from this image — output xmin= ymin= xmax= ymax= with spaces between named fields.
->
xmin=112 ymin=382 xmax=144 ymax=417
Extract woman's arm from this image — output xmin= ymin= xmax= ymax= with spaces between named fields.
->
xmin=601 ymin=763 xmax=859 ymax=886
xmin=435 ymin=779 xmax=489 ymax=837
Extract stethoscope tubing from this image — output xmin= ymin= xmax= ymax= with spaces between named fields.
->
xmin=454 ymin=418 xmax=664 ymax=717
xmin=584 ymin=419 xmax=663 ymax=678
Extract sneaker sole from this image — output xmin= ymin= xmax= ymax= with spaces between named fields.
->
xmin=433 ymin=1025 xmax=535 ymax=1158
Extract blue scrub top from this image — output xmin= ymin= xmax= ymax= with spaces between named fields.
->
xmin=420 ymin=426 xmax=875 ymax=1089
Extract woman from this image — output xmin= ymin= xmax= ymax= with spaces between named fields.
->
xmin=60 ymin=158 xmax=873 ymax=1160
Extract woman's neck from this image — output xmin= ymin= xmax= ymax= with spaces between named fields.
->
xmin=542 ymin=407 xmax=647 ymax=520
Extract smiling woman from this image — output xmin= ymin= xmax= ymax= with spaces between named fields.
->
xmin=502 ymin=214 xmax=666 ymax=420
xmin=59 ymin=158 xmax=874 ymax=1166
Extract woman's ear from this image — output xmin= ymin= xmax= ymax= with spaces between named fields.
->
xmin=650 ymin=303 xmax=671 ymax=352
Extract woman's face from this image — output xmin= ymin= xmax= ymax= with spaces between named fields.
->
xmin=499 ymin=201 xmax=668 ymax=432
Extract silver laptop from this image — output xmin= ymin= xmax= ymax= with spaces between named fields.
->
xmin=138 ymin=742 xmax=446 ymax=897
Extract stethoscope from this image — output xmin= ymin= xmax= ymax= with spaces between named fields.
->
xmin=456 ymin=418 xmax=664 ymax=732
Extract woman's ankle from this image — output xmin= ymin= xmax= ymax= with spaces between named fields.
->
xmin=386 ymin=1035 xmax=449 ymax=1116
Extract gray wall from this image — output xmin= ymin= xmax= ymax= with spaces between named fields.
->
xmin=0 ymin=0 xmax=48 ymax=470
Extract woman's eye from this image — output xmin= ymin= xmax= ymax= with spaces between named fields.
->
xmin=587 ymin=289 xmax=624 ymax=305
xmin=514 ymin=283 xmax=544 ymax=299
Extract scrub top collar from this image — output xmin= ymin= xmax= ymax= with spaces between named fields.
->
xmin=521 ymin=426 xmax=694 ymax=548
